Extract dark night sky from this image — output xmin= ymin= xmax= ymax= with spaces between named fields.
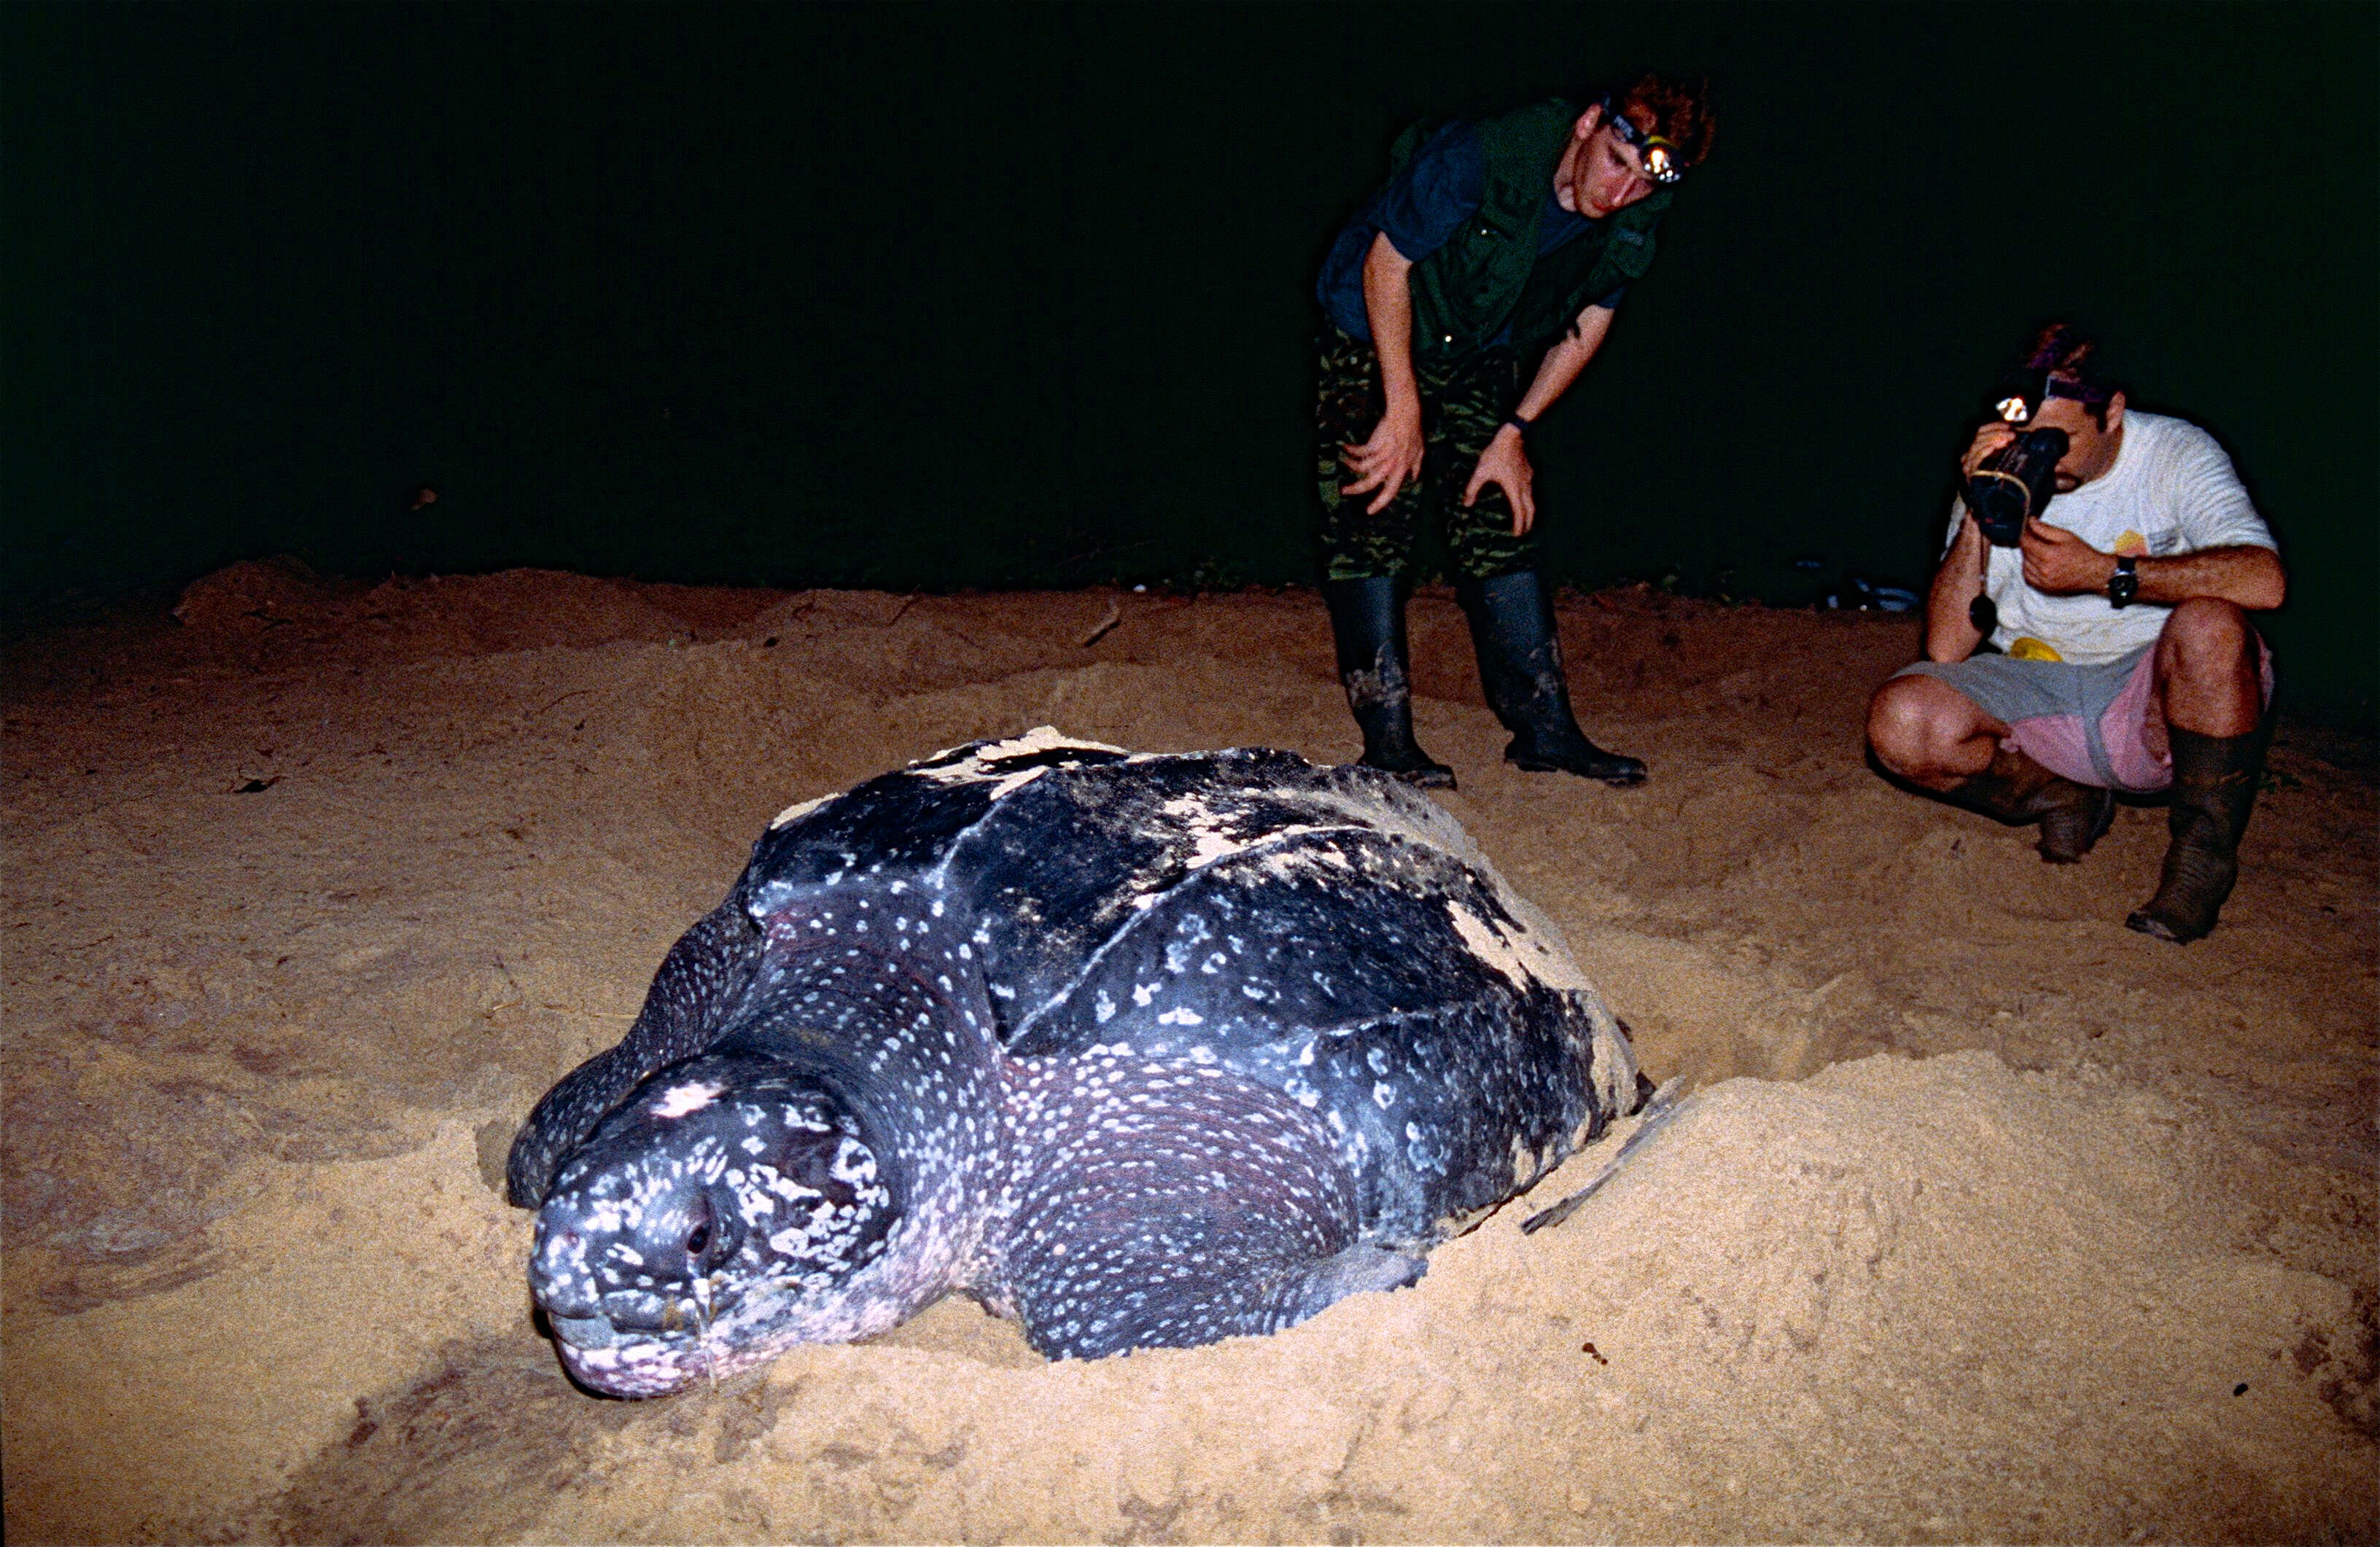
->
xmin=6 ymin=2 xmax=2373 ymax=717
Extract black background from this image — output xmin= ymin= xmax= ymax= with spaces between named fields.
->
xmin=7 ymin=3 xmax=2373 ymax=717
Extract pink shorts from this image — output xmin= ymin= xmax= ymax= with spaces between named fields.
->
xmin=1897 ymin=637 xmax=2274 ymax=794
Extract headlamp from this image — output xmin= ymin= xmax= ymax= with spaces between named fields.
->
xmin=1599 ymin=97 xmax=1683 ymax=184
xmin=1992 ymin=368 xmax=2096 ymax=424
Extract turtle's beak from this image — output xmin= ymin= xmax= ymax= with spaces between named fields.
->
xmin=548 ymin=1311 xmax=620 ymax=1349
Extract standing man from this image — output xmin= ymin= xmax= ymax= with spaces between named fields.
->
xmin=1314 ymin=75 xmax=1716 ymax=789
xmin=1866 ymin=325 xmax=2286 ymax=943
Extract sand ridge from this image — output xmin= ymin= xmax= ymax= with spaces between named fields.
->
xmin=2 ymin=564 xmax=2372 ymax=1542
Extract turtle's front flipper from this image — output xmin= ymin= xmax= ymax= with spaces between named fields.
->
xmin=994 ymin=1065 xmax=1420 ymax=1359
xmin=505 ymin=898 xmax=760 ymax=1207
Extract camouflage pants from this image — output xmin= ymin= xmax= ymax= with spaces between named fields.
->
xmin=1314 ymin=327 xmax=1531 ymax=583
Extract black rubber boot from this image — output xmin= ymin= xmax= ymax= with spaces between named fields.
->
xmin=1322 ymin=577 xmax=1455 ymax=790
xmin=1459 ymin=570 xmax=1645 ymax=786
xmin=1940 ymin=745 xmax=2116 ymax=864
xmin=2126 ymin=726 xmax=2264 ymax=943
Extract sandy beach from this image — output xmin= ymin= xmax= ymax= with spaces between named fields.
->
xmin=4 ymin=562 xmax=2372 ymax=1543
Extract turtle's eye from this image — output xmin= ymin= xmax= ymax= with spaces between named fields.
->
xmin=684 ymin=1198 xmax=713 ymax=1263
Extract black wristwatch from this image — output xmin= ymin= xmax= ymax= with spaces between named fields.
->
xmin=2107 ymin=555 xmax=2139 ymax=609
xmin=1501 ymin=412 xmax=1535 ymax=440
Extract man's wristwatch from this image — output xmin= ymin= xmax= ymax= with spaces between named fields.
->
xmin=1502 ymin=412 xmax=1535 ymax=441
xmin=2107 ymin=555 xmax=2139 ymax=609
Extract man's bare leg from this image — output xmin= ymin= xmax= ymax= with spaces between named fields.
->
xmin=2152 ymin=596 xmax=2265 ymax=739
xmin=1868 ymin=673 xmax=2115 ymax=862
xmin=1867 ymin=673 xmax=2010 ymax=790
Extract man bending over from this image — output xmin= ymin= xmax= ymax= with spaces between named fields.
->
xmin=1312 ymin=75 xmax=1716 ymax=789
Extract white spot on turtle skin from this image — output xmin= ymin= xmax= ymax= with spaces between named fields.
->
xmin=651 ymin=1082 xmax=723 ymax=1119
xmin=1442 ymin=898 xmax=1595 ymax=994
xmin=907 ymin=728 xmax=1121 ymax=803
xmin=1131 ymin=983 xmax=1158 ymax=1008
xmin=769 ymin=792 xmax=837 ymax=829
xmin=920 ymin=726 xmax=1122 ymax=767
xmin=1094 ymin=990 xmax=1116 ymax=1024
xmin=984 ymin=765 xmax=1054 ymax=801
xmin=1156 ymin=1008 xmax=1204 ymax=1026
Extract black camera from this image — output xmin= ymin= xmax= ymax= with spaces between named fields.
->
xmin=1964 ymin=426 xmax=2068 ymax=547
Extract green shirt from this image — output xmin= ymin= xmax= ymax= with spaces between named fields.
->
xmin=1396 ymin=98 xmax=1672 ymax=362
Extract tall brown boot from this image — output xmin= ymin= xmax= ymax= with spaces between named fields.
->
xmin=2126 ymin=726 xmax=2264 ymax=943
xmin=1941 ymin=744 xmax=2115 ymax=863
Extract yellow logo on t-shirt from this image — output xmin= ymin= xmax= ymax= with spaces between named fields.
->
xmin=2007 ymin=636 xmax=2064 ymax=662
xmin=2112 ymin=530 xmax=2150 ymax=556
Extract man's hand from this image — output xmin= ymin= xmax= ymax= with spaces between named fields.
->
xmin=1961 ymin=421 xmax=2019 ymax=480
xmin=1340 ymin=402 xmax=1426 ymax=515
xmin=2021 ymin=517 xmax=2119 ymax=596
xmin=1462 ymin=424 xmax=1536 ymax=536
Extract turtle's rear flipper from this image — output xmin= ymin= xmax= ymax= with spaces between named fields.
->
xmin=1284 ymin=1243 xmax=1427 ymax=1325
xmin=1520 ymin=1077 xmax=1691 ymax=1235
xmin=999 ymin=1068 xmax=1401 ymax=1360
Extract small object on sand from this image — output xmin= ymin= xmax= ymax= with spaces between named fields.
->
xmin=233 ymin=776 xmax=279 ymax=795
xmin=1079 ymin=599 xmax=1123 ymax=647
xmin=1582 ymin=1340 xmax=1609 ymax=1365
xmin=507 ymin=730 xmax=1646 ymax=1395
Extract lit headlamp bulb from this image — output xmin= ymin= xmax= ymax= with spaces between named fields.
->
xmin=1643 ymin=139 xmax=1681 ymax=184
xmin=1994 ymin=396 xmax=2032 ymax=424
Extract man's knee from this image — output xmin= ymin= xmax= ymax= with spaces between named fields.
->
xmin=1448 ymin=518 xmax=1530 ymax=582
xmin=1867 ymin=674 xmax=1961 ymax=774
xmin=2157 ymin=598 xmax=2255 ymax=679
xmin=1869 ymin=671 xmax=2004 ymax=784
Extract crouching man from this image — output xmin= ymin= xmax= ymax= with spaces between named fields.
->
xmin=1866 ymin=325 xmax=2286 ymax=943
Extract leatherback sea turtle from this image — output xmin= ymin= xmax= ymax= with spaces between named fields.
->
xmin=507 ymin=729 xmax=1644 ymax=1395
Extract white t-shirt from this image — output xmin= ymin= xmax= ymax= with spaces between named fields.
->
xmin=1942 ymin=409 xmax=2277 ymax=664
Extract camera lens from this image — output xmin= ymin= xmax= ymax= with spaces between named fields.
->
xmin=1966 ymin=426 xmax=2069 ymax=546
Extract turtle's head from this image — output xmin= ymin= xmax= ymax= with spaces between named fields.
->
xmin=528 ymin=1052 xmax=898 ymax=1397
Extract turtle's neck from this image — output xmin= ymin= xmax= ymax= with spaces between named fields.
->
xmin=720 ymin=893 xmax=1010 ymax=1312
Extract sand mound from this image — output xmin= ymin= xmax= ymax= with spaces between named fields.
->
xmin=249 ymin=1053 xmax=2371 ymax=1546
xmin=4 ymin=569 xmax=2371 ymax=1543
